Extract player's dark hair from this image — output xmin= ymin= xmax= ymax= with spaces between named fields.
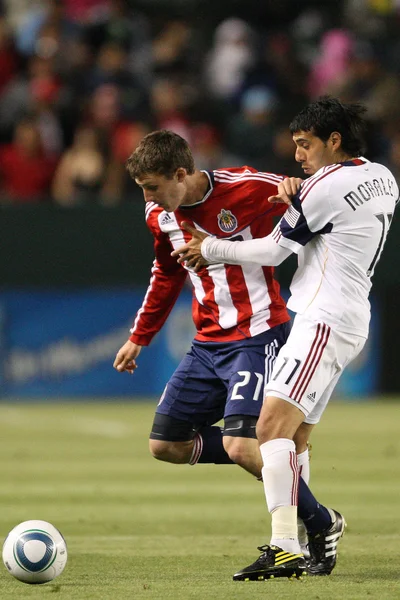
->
xmin=289 ymin=97 xmax=368 ymax=156
xmin=126 ymin=130 xmax=195 ymax=179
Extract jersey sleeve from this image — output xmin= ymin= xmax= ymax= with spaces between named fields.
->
xmin=276 ymin=181 xmax=334 ymax=254
xmin=129 ymin=208 xmax=187 ymax=346
xmin=245 ymin=167 xmax=288 ymax=218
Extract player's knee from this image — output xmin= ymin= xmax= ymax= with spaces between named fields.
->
xmin=149 ymin=439 xmax=174 ymax=462
xmin=257 ymin=396 xmax=303 ymax=442
xmin=256 ymin=409 xmax=288 ymax=442
xmin=148 ymin=439 xmax=192 ymax=464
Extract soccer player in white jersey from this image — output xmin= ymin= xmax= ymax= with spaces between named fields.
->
xmin=172 ymin=97 xmax=399 ymax=580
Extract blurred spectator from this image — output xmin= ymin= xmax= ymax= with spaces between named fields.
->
xmin=307 ymin=29 xmax=355 ymax=98
xmin=0 ymin=16 xmax=19 ymax=95
xmin=333 ymin=40 xmax=400 ymax=124
xmin=111 ymin=121 xmax=151 ymax=166
xmin=85 ymin=83 xmax=121 ymax=135
xmin=63 ymin=0 xmax=110 ymax=24
xmin=0 ymin=53 xmax=61 ymax=141
xmin=150 ymin=77 xmax=194 ymax=141
xmin=343 ymin=0 xmax=389 ymax=38
xmin=3 ymin=0 xmax=43 ymax=32
xmin=52 ymin=124 xmax=120 ymax=206
xmin=14 ymin=0 xmax=79 ymax=59
xmin=29 ymin=70 xmax=64 ymax=156
xmin=0 ymin=117 xmax=57 ymax=203
xmin=152 ymin=19 xmax=195 ymax=76
xmin=84 ymin=42 xmax=147 ymax=118
xmin=225 ymin=85 xmax=278 ymax=170
xmin=111 ymin=120 xmax=151 ymax=199
xmin=190 ymin=123 xmax=241 ymax=170
xmin=204 ymin=18 xmax=256 ymax=101
xmin=82 ymin=0 xmax=152 ymax=87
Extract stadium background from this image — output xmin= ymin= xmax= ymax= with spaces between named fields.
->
xmin=0 ymin=0 xmax=399 ymax=398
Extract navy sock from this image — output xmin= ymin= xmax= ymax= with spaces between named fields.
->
xmin=195 ymin=426 xmax=234 ymax=464
xmin=298 ymin=477 xmax=332 ymax=534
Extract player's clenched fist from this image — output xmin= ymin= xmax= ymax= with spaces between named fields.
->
xmin=113 ymin=340 xmax=142 ymax=374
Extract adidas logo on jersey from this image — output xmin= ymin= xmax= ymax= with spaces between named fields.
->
xmin=307 ymin=391 xmax=316 ymax=402
xmin=160 ymin=212 xmax=173 ymax=226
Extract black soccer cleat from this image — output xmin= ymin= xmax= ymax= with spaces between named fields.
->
xmin=307 ymin=508 xmax=346 ymax=576
xmin=233 ymin=545 xmax=307 ymax=581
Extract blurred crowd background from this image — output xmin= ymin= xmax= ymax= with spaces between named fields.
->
xmin=1 ymin=0 xmax=399 ymax=398
xmin=1 ymin=0 xmax=400 ymax=205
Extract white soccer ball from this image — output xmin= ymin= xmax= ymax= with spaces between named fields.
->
xmin=2 ymin=520 xmax=67 ymax=584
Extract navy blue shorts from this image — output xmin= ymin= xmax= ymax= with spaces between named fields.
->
xmin=155 ymin=322 xmax=290 ymax=429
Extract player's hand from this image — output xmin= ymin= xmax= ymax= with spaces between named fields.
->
xmin=113 ymin=341 xmax=142 ymax=374
xmin=268 ymin=177 xmax=303 ymax=205
xmin=171 ymin=222 xmax=210 ymax=272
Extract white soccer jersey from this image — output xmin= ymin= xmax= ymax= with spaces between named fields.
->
xmin=201 ymin=158 xmax=399 ymax=337
xmin=275 ymin=158 xmax=398 ymax=336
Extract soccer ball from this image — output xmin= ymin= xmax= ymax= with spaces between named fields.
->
xmin=2 ymin=520 xmax=67 ymax=584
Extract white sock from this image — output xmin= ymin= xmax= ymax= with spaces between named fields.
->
xmin=297 ymin=448 xmax=310 ymax=484
xmin=260 ymin=438 xmax=301 ymax=554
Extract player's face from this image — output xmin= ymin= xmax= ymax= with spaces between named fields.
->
xmin=292 ymin=130 xmax=338 ymax=175
xmin=135 ymin=171 xmax=187 ymax=212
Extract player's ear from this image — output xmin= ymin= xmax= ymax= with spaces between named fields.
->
xmin=175 ymin=168 xmax=187 ymax=182
xmin=330 ymin=132 xmax=342 ymax=152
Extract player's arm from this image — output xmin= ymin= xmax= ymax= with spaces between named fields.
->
xmin=202 ymin=183 xmax=334 ymax=267
xmin=201 ymin=230 xmax=292 ymax=266
xmin=114 ymin=211 xmax=187 ymax=373
xmin=172 ymin=221 xmax=291 ymax=269
xmin=171 ymin=175 xmax=304 ymax=270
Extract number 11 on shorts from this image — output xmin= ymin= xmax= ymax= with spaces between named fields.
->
xmin=272 ymin=357 xmax=301 ymax=385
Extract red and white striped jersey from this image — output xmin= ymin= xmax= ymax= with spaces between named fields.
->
xmin=130 ymin=166 xmax=290 ymax=345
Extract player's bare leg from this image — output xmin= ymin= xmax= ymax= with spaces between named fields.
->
xmin=222 ymin=436 xmax=262 ymax=478
xmin=149 ymin=439 xmax=195 ymax=464
xmin=149 ymin=435 xmax=263 ymax=476
xmin=293 ymin=422 xmax=314 ymax=454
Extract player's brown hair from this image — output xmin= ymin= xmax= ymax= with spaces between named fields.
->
xmin=126 ymin=130 xmax=195 ymax=179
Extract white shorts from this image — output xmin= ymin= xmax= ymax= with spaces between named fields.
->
xmin=264 ymin=314 xmax=366 ymax=424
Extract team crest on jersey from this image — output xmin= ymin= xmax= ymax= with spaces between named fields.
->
xmin=217 ymin=209 xmax=238 ymax=233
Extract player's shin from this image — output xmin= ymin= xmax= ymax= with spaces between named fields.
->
xmin=260 ymin=438 xmax=301 ymax=554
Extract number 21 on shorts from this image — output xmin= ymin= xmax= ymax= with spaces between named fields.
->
xmin=231 ymin=371 xmax=264 ymax=400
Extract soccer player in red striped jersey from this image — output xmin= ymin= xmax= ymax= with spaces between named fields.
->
xmin=174 ymin=97 xmax=399 ymax=580
xmin=114 ymin=130 xmax=291 ymax=476
xmin=113 ymin=129 xmax=338 ymax=576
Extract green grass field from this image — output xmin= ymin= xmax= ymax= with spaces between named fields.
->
xmin=1 ymin=399 xmax=400 ymax=600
